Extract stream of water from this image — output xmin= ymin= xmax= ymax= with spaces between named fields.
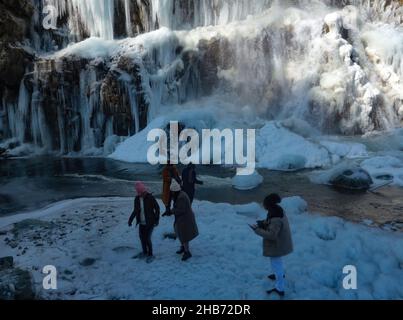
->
xmin=1 ymin=157 xmax=402 ymax=231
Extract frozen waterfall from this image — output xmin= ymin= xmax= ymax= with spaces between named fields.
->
xmin=0 ymin=0 xmax=402 ymax=156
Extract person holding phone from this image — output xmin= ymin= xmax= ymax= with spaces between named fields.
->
xmin=251 ymin=194 xmax=293 ymax=297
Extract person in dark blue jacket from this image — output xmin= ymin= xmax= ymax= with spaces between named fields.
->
xmin=181 ymin=163 xmax=203 ymax=204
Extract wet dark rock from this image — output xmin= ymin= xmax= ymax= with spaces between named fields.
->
xmin=8 ymin=241 xmax=18 ymax=249
xmin=64 ymin=269 xmax=73 ymax=275
xmin=80 ymin=258 xmax=96 ymax=267
xmin=0 ymin=256 xmax=14 ymax=270
xmin=0 ymin=267 xmax=36 ymax=300
xmin=330 ymin=167 xmax=373 ymax=190
xmin=375 ymin=174 xmax=394 ymax=181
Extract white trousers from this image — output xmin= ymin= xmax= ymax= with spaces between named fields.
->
xmin=270 ymin=257 xmax=285 ymax=292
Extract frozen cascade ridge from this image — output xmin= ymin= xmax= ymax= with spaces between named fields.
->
xmin=0 ymin=0 xmax=402 ymax=158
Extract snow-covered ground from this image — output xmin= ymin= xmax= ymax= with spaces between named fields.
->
xmin=1 ymin=196 xmax=402 ymax=300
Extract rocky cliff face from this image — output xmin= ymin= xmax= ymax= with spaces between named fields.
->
xmin=0 ymin=0 xmax=35 ymax=144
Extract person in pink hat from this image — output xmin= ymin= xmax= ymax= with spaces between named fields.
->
xmin=128 ymin=181 xmax=160 ymax=263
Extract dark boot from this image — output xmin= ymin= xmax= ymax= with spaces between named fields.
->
xmin=182 ymin=251 xmax=192 ymax=261
xmin=162 ymin=207 xmax=171 ymax=217
xmin=267 ymin=288 xmax=285 ymax=297
xmin=132 ymin=252 xmax=147 ymax=259
xmin=176 ymin=246 xmax=185 ymax=254
xmin=163 ymin=232 xmax=177 ymax=240
xmin=268 ymin=274 xmax=285 ymax=280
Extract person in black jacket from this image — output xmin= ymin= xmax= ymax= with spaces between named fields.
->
xmin=128 ymin=181 xmax=160 ymax=263
xmin=181 ymin=163 xmax=203 ymax=204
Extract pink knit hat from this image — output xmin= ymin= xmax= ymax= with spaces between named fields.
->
xmin=135 ymin=181 xmax=148 ymax=195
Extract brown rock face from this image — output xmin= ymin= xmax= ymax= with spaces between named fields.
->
xmin=0 ymin=0 xmax=34 ymax=92
xmin=114 ymin=0 xmax=153 ymax=38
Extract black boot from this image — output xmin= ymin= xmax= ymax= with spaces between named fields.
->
xmin=176 ymin=246 xmax=185 ymax=254
xmin=163 ymin=232 xmax=177 ymax=240
xmin=182 ymin=251 xmax=192 ymax=261
xmin=267 ymin=288 xmax=285 ymax=297
xmin=162 ymin=207 xmax=171 ymax=217
xmin=268 ymin=274 xmax=286 ymax=280
xmin=132 ymin=252 xmax=147 ymax=259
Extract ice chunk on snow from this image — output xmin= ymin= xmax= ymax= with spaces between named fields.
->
xmin=231 ymin=170 xmax=263 ymax=190
xmin=256 ymin=122 xmax=331 ymax=170
xmin=109 ymin=117 xmax=167 ymax=163
xmin=103 ymin=135 xmax=124 ymax=156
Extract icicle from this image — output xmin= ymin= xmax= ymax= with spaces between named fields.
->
xmin=43 ymin=0 xmax=115 ymax=40
xmin=78 ymin=69 xmax=99 ymax=150
xmin=16 ymin=80 xmax=30 ymax=143
xmin=122 ymin=80 xmax=140 ymax=134
xmin=125 ymin=0 xmax=133 ymax=37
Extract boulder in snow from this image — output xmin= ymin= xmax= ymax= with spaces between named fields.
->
xmin=0 ymin=267 xmax=36 ymax=300
xmin=0 ymin=147 xmax=9 ymax=158
xmin=0 ymin=256 xmax=14 ymax=271
xmin=329 ymin=166 xmax=373 ymax=190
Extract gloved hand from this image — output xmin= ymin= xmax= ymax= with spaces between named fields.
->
xmin=256 ymin=220 xmax=266 ymax=229
xmin=128 ymin=221 xmax=132 ymax=227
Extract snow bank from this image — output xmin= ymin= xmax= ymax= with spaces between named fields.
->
xmin=110 ymin=118 xmax=333 ymax=171
xmin=1 ymin=196 xmax=402 ymax=300
xmin=111 ymin=117 xmax=385 ymax=176
xmin=361 ymin=156 xmax=403 ymax=187
xmin=0 ymin=139 xmax=48 ymax=158
xmin=109 ymin=111 xmax=221 ymax=164
xmin=55 ymin=28 xmax=178 ymax=61
xmin=110 ymin=97 xmax=263 ymax=164
xmin=55 ymin=37 xmax=119 ymax=59
xmin=319 ymin=140 xmax=368 ymax=160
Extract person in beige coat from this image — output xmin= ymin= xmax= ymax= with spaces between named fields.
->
xmin=170 ymin=180 xmax=199 ymax=261
xmin=252 ymin=193 xmax=293 ymax=297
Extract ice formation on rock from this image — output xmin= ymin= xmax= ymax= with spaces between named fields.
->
xmin=0 ymin=0 xmax=402 ymax=157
